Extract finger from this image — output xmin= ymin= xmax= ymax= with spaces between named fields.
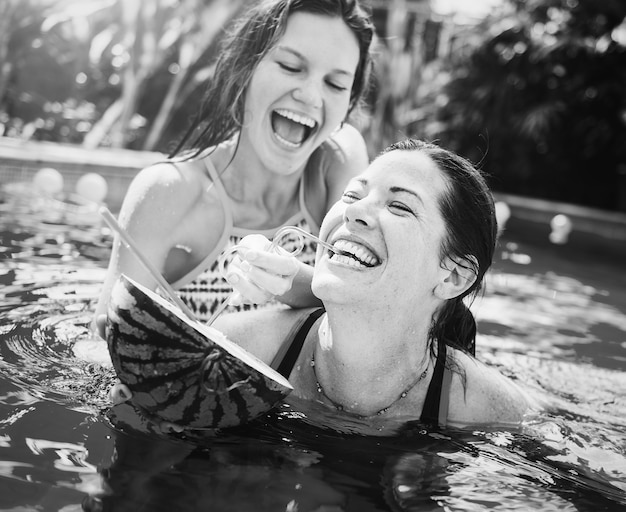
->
xmin=241 ymin=250 xmax=299 ymax=277
xmin=225 ymin=270 xmax=274 ymax=304
xmin=220 ymin=251 xmax=244 ymax=277
xmin=236 ymin=234 xmax=273 ymax=252
xmin=228 ymin=291 xmax=243 ymax=307
xmin=240 ymin=265 xmax=295 ymax=297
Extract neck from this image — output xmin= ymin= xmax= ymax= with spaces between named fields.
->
xmin=214 ymin=140 xmax=304 ymax=226
xmin=313 ymin=306 xmax=433 ymax=417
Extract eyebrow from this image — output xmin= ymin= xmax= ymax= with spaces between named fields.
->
xmin=274 ymin=46 xmax=355 ymax=77
xmin=353 ymin=178 xmax=425 ymax=205
xmin=390 ymin=186 xmax=425 ymax=207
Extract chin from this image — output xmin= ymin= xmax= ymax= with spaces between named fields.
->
xmin=311 ymin=274 xmax=337 ymax=304
xmin=311 ymin=273 xmax=362 ymax=307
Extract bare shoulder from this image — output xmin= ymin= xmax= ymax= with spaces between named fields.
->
xmin=328 ymin=122 xmax=369 ymax=166
xmin=123 ymin=160 xmax=206 ymax=217
xmin=328 ymin=123 xmax=369 ymax=174
xmin=213 ymin=308 xmax=319 ymax=365
xmin=119 ymin=158 xmax=224 ymax=243
xmin=321 ymin=123 xmax=369 ymax=206
xmin=447 ymin=349 xmax=537 ymax=427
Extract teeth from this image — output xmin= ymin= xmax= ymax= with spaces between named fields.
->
xmin=330 ymin=253 xmax=367 ymax=267
xmin=274 ymin=109 xmax=316 ymax=128
xmin=275 ymin=133 xmax=301 ymax=148
xmin=331 ymin=239 xmax=380 ymax=267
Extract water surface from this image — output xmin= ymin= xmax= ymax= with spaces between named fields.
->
xmin=0 ymin=192 xmax=625 ymax=511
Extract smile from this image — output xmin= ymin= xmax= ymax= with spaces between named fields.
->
xmin=329 ymin=239 xmax=381 ymax=268
xmin=271 ymin=109 xmax=317 ymax=147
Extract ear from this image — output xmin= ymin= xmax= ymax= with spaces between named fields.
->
xmin=434 ymin=255 xmax=478 ymax=300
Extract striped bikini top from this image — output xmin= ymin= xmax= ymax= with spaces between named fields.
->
xmin=174 ymin=157 xmax=320 ymax=323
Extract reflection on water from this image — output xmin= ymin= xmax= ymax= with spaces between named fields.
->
xmin=1 ymin=190 xmax=625 ymax=511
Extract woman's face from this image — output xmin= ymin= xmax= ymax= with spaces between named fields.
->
xmin=241 ymin=11 xmax=360 ymax=175
xmin=312 ymin=150 xmax=452 ymax=309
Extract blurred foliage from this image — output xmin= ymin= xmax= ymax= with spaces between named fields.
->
xmin=1 ymin=0 xmax=625 ymax=210
xmin=0 ymin=0 xmax=249 ymax=151
xmin=396 ymin=0 xmax=626 ymax=211
xmin=0 ymin=0 xmax=118 ymax=142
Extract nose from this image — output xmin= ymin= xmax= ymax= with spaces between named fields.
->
xmin=292 ymin=80 xmax=322 ymax=108
xmin=343 ymin=197 xmax=375 ymax=228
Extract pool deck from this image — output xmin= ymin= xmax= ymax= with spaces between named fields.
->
xmin=1 ymin=137 xmax=625 ymax=256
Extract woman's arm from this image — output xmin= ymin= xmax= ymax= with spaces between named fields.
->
xmin=92 ymin=161 xmax=220 ymax=330
xmin=448 ymin=351 xmax=540 ymax=427
xmin=211 ymin=307 xmax=313 ymax=366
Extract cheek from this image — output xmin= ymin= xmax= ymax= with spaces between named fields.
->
xmin=325 ymin=94 xmax=351 ymax=124
xmin=319 ymin=203 xmax=346 ymax=238
xmin=387 ymin=234 xmax=433 ymax=278
xmin=245 ymin=66 xmax=274 ymax=108
xmin=242 ymin=87 xmax=261 ymax=124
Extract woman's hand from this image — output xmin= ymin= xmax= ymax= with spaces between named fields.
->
xmin=225 ymin=234 xmax=300 ymax=306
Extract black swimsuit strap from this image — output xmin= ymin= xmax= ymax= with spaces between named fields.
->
xmin=420 ymin=341 xmax=448 ymax=426
xmin=275 ymin=310 xmax=451 ymax=426
xmin=275 ymin=308 xmax=325 ymax=378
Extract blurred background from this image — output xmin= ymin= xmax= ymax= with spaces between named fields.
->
xmin=0 ymin=0 xmax=625 ymax=212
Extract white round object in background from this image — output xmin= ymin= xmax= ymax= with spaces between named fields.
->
xmin=33 ymin=167 xmax=64 ymax=196
xmin=494 ymin=201 xmax=511 ymax=233
xmin=76 ymin=173 xmax=108 ymax=203
xmin=549 ymin=214 xmax=573 ymax=244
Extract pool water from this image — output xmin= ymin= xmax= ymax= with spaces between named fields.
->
xmin=1 ymin=192 xmax=625 ymax=511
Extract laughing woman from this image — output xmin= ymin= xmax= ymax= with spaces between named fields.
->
xmin=94 ymin=0 xmax=374 ymax=325
xmin=215 ymin=139 xmax=538 ymax=427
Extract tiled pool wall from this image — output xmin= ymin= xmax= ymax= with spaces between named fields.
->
xmin=1 ymin=137 xmax=625 ymax=259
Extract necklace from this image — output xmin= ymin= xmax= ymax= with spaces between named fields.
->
xmin=310 ymin=351 xmax=429 ymax=417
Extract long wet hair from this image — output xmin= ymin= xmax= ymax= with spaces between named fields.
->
xmin=170 ymin=0 xmax=374 ymax=159
xmin=381 ymin=139 xmax=497 ymax=356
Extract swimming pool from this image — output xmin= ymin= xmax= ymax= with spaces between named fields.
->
xmin=1 ymin=191 xmax=625 ymax=511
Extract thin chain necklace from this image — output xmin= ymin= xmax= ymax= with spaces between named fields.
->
xmin=310 ymin=350 xmax=429 ymax=417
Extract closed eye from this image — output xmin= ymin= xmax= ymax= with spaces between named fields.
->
xmin=342 ymin=191 xmax=360 ymax=203
xmin=389 ymin=202 xmax=415 ymax=216
xmin=327 ymin=80 xmax=348 ymax=92
xmin=279 ymin=62 xmax=300 ymax=73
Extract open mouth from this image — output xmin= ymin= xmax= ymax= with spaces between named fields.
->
xmin=271 ymin=109 xmax=317 ymax=148
xmin=329 ymin=239 xmax=381 ymax=268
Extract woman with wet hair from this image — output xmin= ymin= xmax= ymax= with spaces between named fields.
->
xmin=216 ymin=138 xmax=536 ymax=428
xmin=94 ymin=0 xmax=375 ymax=325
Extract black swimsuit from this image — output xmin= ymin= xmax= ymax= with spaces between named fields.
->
xmin=271 ymin=308 xmax=452 ymax=427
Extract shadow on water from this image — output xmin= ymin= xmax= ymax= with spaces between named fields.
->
xmin=1 ymin=192 xmax=625 ymax=511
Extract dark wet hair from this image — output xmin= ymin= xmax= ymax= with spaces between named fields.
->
xmin=381 ymin=139 xmax=497 ymax=356
xmin=170 ymin=0 xmax=374 ymax=158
